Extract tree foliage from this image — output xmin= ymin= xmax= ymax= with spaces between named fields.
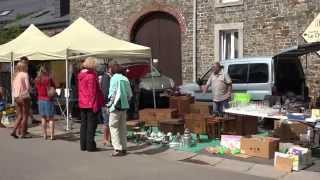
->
xmin=0 ymin=26 xmax=23 ymax=45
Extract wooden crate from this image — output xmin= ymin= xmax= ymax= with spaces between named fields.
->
xmin=273 ymin=120 xmax=308 ymax=142
xmin=169 ymin=96 xmax=192 ymax=115
xmin=184 ymin=113 xmax=208 ymax=134
xmin=221 ymin=115 xmax=258 ymax=135
xmin=159 ymin=118 xmax=184 ymax=135
xmin=139 ymin=108 xmax=178 ymax=126
xmin=190 ymin=102 xmax=210 ymax=115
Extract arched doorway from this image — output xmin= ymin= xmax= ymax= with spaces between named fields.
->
xmin=131 ymin=11 xmax=182 ymax=85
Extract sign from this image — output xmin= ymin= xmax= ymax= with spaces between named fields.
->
xmin=302 ymin=13 xmax=320 ymax=55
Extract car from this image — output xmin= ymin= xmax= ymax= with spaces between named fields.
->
xmin=179 ymin=54 xmax=308 ymax=102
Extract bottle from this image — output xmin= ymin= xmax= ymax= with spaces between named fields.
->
xmin=307 ymin=127 xmax=314 ymax=144
xmin=183 ymin=128 xmax=192 ymax=147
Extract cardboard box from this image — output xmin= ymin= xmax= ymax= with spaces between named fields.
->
xmin=288 ymin=146 xmax=313 ymax=171
xmin=273 ymin=120 xmax=308 ymax=142
xmin=274 ymin=147 xmax=313 ymax=171
xmin=241 ymin=136 xmax=280 ymax=159
xmin=190 ymin=102 xmax=210 ymax=114
xmin=221 ymin=135 xmax=242 ymax=150
xmin=185 ymin=113 xmax=208 ymax=134
xmin=274 ymin=152 xmax=293 ymax=172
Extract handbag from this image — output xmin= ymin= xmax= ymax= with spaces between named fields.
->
xmin=47 ymin=86 xmax=56 ymax=98
xmin=47 ymin=77 xmax=56 ymax=98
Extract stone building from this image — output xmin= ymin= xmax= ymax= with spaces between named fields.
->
xmin=70 ymin=0 xmax=320 ymax=99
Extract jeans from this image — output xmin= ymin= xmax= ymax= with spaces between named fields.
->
xmin=212 ymin=99 xmax=230 ymax=116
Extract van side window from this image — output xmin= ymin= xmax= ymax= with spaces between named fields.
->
xmin=248 ymin=63 xmax=268 ymax=83
xmin=228 ymin=64 xmax=248 ymax=84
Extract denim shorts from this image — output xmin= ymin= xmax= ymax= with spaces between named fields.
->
xmin=101 ymin=107 xmax=109 ymax=126
xmin=38 ymin=100 xmax=55 ymax=118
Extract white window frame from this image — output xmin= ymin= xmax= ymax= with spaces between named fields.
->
xmin=220 ymin=30 xmax=239 ymax=60
xmin=215 ymin=0 xmax=243 ymax=8
xmin=214 ymin=23 xmax=243 ymax=62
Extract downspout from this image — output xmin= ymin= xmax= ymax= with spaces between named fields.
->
xmin=192 ymin=0 xmax=197 ymax=82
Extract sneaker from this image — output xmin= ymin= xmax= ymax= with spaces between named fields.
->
xmin=111 ymin=150 xmax=126 ymax=157
xmin=20 ymin=134 xmax=32 ymax=139
xmin=10 ymin=132 xmax=18 ymax=139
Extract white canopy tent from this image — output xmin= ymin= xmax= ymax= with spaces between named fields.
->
xmin=0 ymin=24 xmax=63 ymax=61
xmin=37 ymin=17 xmax=151 ymax=59
xmin=0 ymin=17 xmax=153 ymax=130
xmin=36 ymin=17 xmax=152 ymax=130
xmin=0 ymin=24 xmax=64 ymax=104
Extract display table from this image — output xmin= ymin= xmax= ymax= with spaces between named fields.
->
xmin=224 ymin=106 xmax=286 ymax=120
xmin=224 ymin=105 xmax=320 ymax=147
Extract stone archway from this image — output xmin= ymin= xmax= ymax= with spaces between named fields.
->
xmin=131 ymin=11 xmax=182 ymax=85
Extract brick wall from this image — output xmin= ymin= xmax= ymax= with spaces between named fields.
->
xmin=70 ymin=0 xmax=320 ymax=99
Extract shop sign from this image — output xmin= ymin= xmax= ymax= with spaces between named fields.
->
xmin=303 ymin=13 xmax=320 ymax=55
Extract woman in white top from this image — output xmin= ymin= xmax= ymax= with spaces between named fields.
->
xmin=11 ymin=62 xmax=31 ymax=138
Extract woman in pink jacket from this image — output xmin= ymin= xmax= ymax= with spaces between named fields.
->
xmin=78 ymin=57 xmax=104 ymax=152
xmin=11 ymin=62 xmax=31 ymax=138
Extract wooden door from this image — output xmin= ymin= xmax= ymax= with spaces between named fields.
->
xmin=132 ymin=12 xmax=182 ymax=85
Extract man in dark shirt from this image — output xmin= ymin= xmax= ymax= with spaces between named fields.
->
xmin=99 ymin=65 xmax=112 ymax=146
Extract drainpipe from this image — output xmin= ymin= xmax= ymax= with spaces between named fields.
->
xmin=192 ymin=0 xmax=197 ymax=82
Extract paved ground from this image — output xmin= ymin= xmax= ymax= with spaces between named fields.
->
xmin=1 ymin=118 xmax=319 ymax=180
xmin=0 ymin=128 xmax=271 ymax=180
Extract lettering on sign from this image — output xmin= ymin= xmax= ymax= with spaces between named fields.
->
xmin=303 ymin=13 xmax=320 ymax=55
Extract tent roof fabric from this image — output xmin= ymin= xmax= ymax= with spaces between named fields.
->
xmin=0 ymin=17 xmax=151 ymax=61
xmin=0 ymin=24 xmax=62 ymax=60
xmin=39 ymin=17 xmax=151 ymax=59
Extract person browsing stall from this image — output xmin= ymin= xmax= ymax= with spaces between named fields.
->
xmin=202 ymin=62 xmax=232 ymax=116
xmin=99 ymin=64 xmax=112 ymax=146
xmin=107 ymin=63 xmax=132 ymax=157
xmin=35 ymin=65 xmax=56 ymax=140
xmin=78 ymin=57 xmax=104 ymax=152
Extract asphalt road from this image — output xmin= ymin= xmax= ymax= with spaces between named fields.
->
xmin=0 ymin=128 xmax=272 ymax=180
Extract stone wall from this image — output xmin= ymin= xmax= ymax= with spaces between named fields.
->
xmin=70 ymin=0 xmax=320 ymax=98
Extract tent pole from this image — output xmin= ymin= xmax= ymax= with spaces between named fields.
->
xmin=10 ymin=52 xmax=14 ymax=105
xmin=65 ymin=49 xmax=70 ymax=131
xmin=150 ymin=58 xmax=156 ymax=109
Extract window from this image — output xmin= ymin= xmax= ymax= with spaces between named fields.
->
xmin=228 ymin=64 xmax=248 ymax=84
xmin=215 ymin=0 xmax=243 ymax=7
xmin=248 ymin=63 xmax=269 ymax=83
xmin=214 ymin=23 xmax=243 ymax=62
xmin=220 ymin=30 xmax=239 ymax=61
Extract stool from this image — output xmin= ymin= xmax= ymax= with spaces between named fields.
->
xmin=207 ymin=120 xmax=221 ymax=139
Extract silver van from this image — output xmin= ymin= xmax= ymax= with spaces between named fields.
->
xmin=179 ymin=43 xmax=319 ymax=101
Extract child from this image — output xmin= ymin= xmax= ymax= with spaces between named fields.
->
xmin=0 ymin=86 xmax=6 ymax=128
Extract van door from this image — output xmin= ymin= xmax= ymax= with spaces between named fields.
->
xmin=227 ymin=63 xmax=249 ymax=95
xmin=246 ymin=63 xmax=272 ymax=100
